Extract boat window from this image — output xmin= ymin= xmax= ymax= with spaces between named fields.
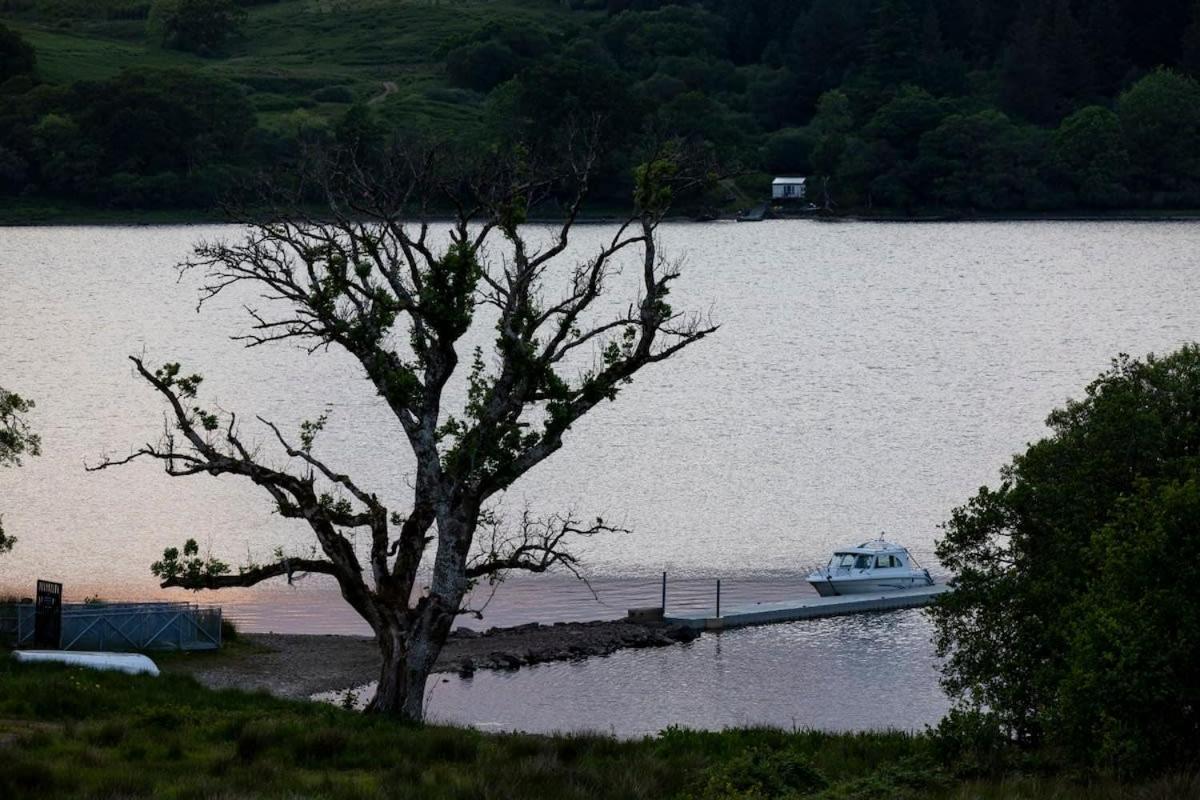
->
xmin=833 ymin=553 xmax=855 ymax=568
xmin=875 ymin=555 xmax=898 ymax=568
xmin=854 ymin=554 xmax=873 ymax=569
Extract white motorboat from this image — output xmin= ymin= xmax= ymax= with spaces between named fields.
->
xmin=806 ymin=536 xmax=934 ymax=597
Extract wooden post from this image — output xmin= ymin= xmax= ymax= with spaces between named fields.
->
xmin=716 ymin=579 xmax=721 ymax=618
xmin=661 ymin=571 xmax=667 ymax=612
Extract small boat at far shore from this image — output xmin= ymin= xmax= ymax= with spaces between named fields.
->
xmin=12 ymin=650 xmax=160 ymax=676
xmin=806 ymin=536 xmax=934 ymax=597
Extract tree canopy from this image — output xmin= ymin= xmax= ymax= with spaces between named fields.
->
xmin=931 ymin=346 xmax=1200 ymax=774
xmin=0 ymin=21 xmax=34 ymax=83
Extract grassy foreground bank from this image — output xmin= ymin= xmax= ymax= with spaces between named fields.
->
xmin=0 ymin=660 xmax=1195 ymax=799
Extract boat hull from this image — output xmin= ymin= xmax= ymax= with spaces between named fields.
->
xmin=12 ymin=650 xmax=160 ymax=676
xmin=808 ymin=575 xmax=931 ymax=597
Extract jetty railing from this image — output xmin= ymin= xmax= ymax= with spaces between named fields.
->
xmin=0 ymin=601 xmax=222 ymax=651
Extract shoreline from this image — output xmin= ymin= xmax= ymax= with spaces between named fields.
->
xmin=163 ymin=619 xmax=700 ymax=700
xmin=6 ymin=207 xmax=1200 ymax=227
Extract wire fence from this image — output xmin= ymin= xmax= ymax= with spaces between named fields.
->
xmin=0 ymin=601 xmax=222 ymax=651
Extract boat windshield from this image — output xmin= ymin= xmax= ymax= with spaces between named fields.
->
xmin=853 ymin=554 xmax=873 ymax=569
xmin=831 ymin=553 xmax=856 ymax=569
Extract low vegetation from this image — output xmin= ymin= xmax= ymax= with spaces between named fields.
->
xmin=0 ymin=657 xmax=1195 ymax=799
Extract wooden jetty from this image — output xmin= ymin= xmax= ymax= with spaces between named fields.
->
xmin=736 ymin=204 xmax=768 ymax=222
xmin=662 ymin=584 xmax=951 ymax=631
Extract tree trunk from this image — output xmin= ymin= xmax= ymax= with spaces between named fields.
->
xmin=366 ymin=623 xmax=431 ymax=720
xmin=365 ymin=596 xmax=459 ymax=721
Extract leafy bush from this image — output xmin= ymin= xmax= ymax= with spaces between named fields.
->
xmin=446 ymin=39 xmax=521 ymax=92
xmin=311 ymin=85 xmax=355 ymax=104
xmin=1053 ymin=478 xmax=1200 ymax=774
xmin=423 ymin=86 xmax=483 ymax=106
xmin=932 ymin=708 xmax=1013 ymax=777
xmin=689 ymin=745 xmax=827 ymax=799
xmin=0 ymin=22 xmax=35 ymax=82
xmin=147 ymin=0 xmax=245 ymax=55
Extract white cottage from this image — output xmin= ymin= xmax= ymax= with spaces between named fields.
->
xmin=771 ymin=176 xmax=807 ymax=201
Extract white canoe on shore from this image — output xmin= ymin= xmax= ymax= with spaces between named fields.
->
xmin=12 ymin=650 xmax=160 ymax=676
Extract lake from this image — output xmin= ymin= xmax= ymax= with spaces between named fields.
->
xmin=2 ymin=219 xmax=1198 ymax=732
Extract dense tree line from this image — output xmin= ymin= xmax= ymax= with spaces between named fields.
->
xmin=470 ymin=0 xmax=1200 ymax=211
xmin=4 ymin=0 xmax=1200 ymax=212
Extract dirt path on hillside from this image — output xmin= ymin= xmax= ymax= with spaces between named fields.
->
xmin=368 ymin=80 xmax=398 ymax=105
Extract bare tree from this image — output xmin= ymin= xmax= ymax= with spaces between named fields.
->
xmin=92 ymin=139 xmax=717 ymax=720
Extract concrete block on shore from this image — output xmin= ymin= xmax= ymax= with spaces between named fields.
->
xmin=626 ymin=606 xmax=665 ymax=623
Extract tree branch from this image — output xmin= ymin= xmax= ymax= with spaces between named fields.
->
xmin=160 ymin=557 xmax=340 ymax=590
xmin=466 ymin=509 xmax=628 ymax=580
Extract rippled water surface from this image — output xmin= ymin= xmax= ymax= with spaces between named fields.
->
xmin=322 ymin=609 xmax=948 ymax=737
xmin=2 ymin=219 xmax=1198 ymax=730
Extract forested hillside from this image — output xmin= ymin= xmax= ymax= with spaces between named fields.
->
xmin=3 ymin=0 xmax=1200 ymax=217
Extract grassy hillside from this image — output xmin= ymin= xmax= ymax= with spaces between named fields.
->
xmin=0 ymin=657 xmax=1197 ymax=799
xmin=1 ymin=0 xmax=584 ymax=134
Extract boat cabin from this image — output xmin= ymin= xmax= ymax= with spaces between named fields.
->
xmin=827 ymin=546 xmax=912 ymax=573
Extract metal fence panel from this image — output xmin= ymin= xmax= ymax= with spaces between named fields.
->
xmin=0 ymin=602 xmax=221 ymax=651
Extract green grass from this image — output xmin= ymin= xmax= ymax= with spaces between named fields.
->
xmin=1 ymin=0 xmax=585 ymax=135
xmin=0 ymin=657 xmax=1194 ymax=799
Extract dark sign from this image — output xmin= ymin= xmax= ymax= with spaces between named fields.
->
xmin=34 ymin=579 xmax=62 ymax=649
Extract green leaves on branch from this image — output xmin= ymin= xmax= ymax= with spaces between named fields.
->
xmin=497 ymin=194 xmax=529 ymax=237
xmin=154 ymin=363 xmax=204 ymax=399
xmin=633 ymin=158 xmax=678 ymax=214
xmin=299 ymin=413 xmax=329 ymax=454
xmin=0 ymin=387 xmax=39 ymax=468
xmin=1 ymin=385 xmax=39 ymax=556
xmin=317 ymin=493 xmax=353 ymax=519
xmin=417 ymin=242 xmax=483 ymax=341
xmin=151 ymin=538 xmax=230 ymax=588
xmin=602 ymin=326 xmax=639 ymax=373
xmin=154 ymin=363 xmax=218 ymax=431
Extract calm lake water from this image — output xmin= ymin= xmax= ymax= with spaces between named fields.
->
xmin=317 ymin=608 xmax=948 ymax=737
xmin=2 ymin=220 xmax=1198 ymax=732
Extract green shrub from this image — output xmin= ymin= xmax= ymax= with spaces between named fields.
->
xmin=292 ymin=726 xmax=350 ymax=764
xmin=932 ymin=708 xmax=1012 ymax=777
xmin=147 ymin=0 xmax=245 ymax=55
xmin=311 ymin=84 xmax=355 ymax=103
xmin=690 ymin=745 xmax=827 ymax=799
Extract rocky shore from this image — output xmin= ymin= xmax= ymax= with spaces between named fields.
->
xmin=165 ymin=619 xmax=701 ymax=699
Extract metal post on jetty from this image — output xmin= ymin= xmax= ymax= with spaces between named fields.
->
xmin=716 ymin=579 xmax=721 ymax=618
